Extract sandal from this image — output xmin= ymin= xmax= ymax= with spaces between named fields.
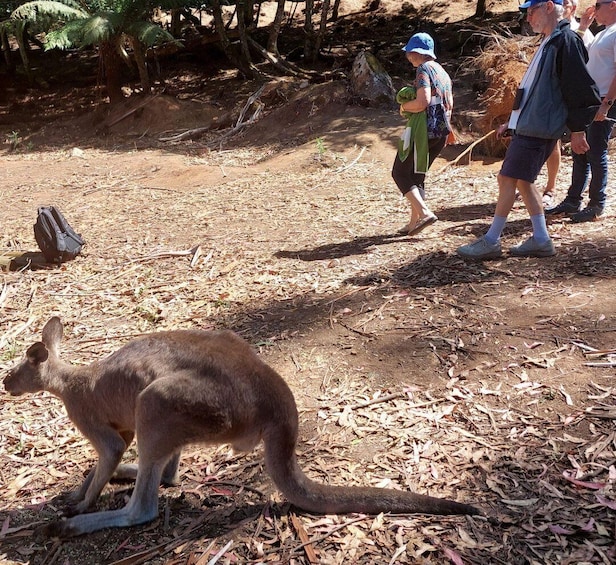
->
xmin=408 ymin=214 xmax=438 ymax=236
xmin=542 ymin=191 xmax=555 ymax=206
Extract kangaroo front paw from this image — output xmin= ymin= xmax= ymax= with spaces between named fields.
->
xmin=62 ymin=500 xmax=89 ymax=517
xmin=36 ymin=519 xmax=78 ymax=539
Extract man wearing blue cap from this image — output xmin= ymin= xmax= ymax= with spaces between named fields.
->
xmin=457 ymin=0 xmax=600 ymax=259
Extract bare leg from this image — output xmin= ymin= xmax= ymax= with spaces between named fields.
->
xmin=514 ymin=178 xmax=543 ymax=217
xmin=493 ymin=173 xmax=519 ymax=218
xmin=404 ymin=188 xmax=436 ymax=235
xmin=543 ymin=140 xmax=561 ymax=198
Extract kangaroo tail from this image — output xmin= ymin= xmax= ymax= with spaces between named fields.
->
xmin=264 ymin=430 xmax=481 ymax=517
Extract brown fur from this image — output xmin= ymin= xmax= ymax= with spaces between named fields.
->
xmin=3 ymin=317 xmax=481 ymax=537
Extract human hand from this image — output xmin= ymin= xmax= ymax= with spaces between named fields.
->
xmin=579 ymin=6 xmax=595 ymax=30
xmin=570 ymin=131 xmax=590 ymax=154
xmin=495 ymin=123 xmax=509 ymax=139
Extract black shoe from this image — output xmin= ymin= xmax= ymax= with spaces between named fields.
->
xmin=570 ymin=206 xmax=604 ymax=223
xmin=545 ymin=200 xmax=581 ymax=215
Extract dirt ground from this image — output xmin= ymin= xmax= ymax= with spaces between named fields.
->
xmin=1 ymin=1 xmax=615 ymax=564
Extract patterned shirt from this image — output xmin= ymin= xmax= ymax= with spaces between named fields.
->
xmin=416 ymin=61 xmax=453 ymax=117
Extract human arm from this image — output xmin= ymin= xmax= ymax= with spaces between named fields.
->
xmin=399 ymin=84 xmax=430 ymax=114
xmin=594 ymin=75 xmax=616 ymax=121
xmin=557 ymin=31 xmax=601 ymax=137
xmin=575 ymin=7 xmax=596 ymax=46
xmin=576 ymin=6 xmax=595 ymax=35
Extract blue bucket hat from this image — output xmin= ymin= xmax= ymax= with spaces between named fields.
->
xmin=519 ymin=0 xmax=562 ymax=9
xmin=402 ymin=33 xmax=436 ymax=60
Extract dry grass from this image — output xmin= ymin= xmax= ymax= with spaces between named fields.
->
xmin=1 ymin=132 xmax=615 ymax=563
xmin=1 ymin=49 xmax=616 ymax=563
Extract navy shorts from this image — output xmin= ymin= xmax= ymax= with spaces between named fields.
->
xmin=500 ymin=134 xmax=557 ymax=184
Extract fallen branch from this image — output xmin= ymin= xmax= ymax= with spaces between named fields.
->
xmin=207 ymin=85 xmax=266 ymax=148
xmin=129 ymin=245 xmax=202 ymax=265
xmin=158 ymin=126 xmax=213 ymax=143
xmin=102 ymin=92 xmax=162 ymax=130
xmin=438 ymin=129 xmax=496 ymax=172
xmin=334 ymin=146 xmax=367 ymax=174
xmin=287 ymin=516 xmax=370 ymax=556
xmin=585 ymin=406 xmax=616 ymax=419
xmin=290 ymin=513 xmax=319 ymax=564
xmin=247 ymin=37 xmax=314 ymax=78
xmin=158 ymin=114 xmax=233 ymax=143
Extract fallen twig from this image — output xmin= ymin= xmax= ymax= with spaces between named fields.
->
xmin=128 ymin=245 xmax=202 ymax=265
xmin=334 ymin=146 xmax=367 ymax=174
xmin=102 ymin=92 xmax=162 ymax=130
xmin=290 ymin=513 xmax=320 ymax=564
xmin=288 ymin=516 xmax=370 ymax=556
xmin=438 ymin=129 xmax=496 ymax=172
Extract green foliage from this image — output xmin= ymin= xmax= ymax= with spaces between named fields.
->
xmin=6 ymin=130 xmax=21 ymax=150
xmin=10 ymin=0 xmax=176 ymax=51
xmin=11 ymin=1 xmax=88 ymax=24
xmin=315 ymin=137 xmax=327 ymax=155
xmin=127 ymin=19 xmax=176 ymax=46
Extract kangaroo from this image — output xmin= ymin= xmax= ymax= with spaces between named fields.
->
xmin=3 ymin=317 xmax=482 ymax=537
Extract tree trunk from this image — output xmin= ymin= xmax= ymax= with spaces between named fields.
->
xmin=267 ymin=0 xmax=286 ymax=54
xmin=331 ymin=0 xmax=341 ymax=21
xmin=475 ymin=0 xmax=487 ymax=17
xmin=15 ymin=20 xmax=32 ymax=83
xmin=210 ymin=0 xmax=255 ymax=78
xmin=100 ymin=40 xmax=124 ymax=103
xmin=1 ymin=26 xmax=15 ymax=73
xmin=313 ymin=0 xmax=331 ymax=62
xmin=130 ymin=37 xmax=150 ymax=94
xmin=236 ymin=0 xmax=253 ymax=70
xmin=170 ymin=9 xmax=182 ymax=37
xmin=303 ymin=0 xmax=316 ymax=62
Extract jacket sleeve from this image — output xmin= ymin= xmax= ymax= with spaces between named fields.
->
xmin=557 ymin=29 xmax=601 ymax=132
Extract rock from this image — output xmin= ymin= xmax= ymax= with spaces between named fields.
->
xmin=349 ymin=51 xmax=395 ymax=107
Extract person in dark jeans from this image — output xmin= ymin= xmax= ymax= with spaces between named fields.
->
xmin=457 ymin=0 xmax=600 ymax=260
xmin=546 ymin=1 xmax=616 ymax=222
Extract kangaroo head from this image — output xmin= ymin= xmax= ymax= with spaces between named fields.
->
xmin=4 ymin=317 xmax=63 ymax=395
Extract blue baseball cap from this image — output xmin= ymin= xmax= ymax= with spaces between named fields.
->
xmin=519 ymin=0 xmax=563 ymax=9
xmin=402 ymin=33 xmax=436 ymax=60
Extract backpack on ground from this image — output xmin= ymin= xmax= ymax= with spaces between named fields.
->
xmin=34 ymin=206 xmax=84 ymax=264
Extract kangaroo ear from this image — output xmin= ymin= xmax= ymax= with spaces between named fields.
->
xmin=26 ymin=342 xmax=49 ymax=365
xmin=41 ymin=316 xmax=63 ymax=355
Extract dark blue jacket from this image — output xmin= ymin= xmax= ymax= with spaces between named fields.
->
xmin=516 ymin=19 xmax=600 ymax=138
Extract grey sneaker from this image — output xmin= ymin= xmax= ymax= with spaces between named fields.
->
xmin=457 ymin=236 xmax=502 ymax=260
xmin=510 ymin=236 xmax=556 ymax=257
xmin=545 ymin=200 xmax=581 ymax=215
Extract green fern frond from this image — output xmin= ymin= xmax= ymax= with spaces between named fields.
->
xmin=11 ymin=1 xmax=88 ymax=22
xmin=126 ymin=20 xmax=176 ymax=47
xmin=80 ymin=11 xmax=121 ymax=45
xmin=45 ymin=17 xmax=84 ymax=48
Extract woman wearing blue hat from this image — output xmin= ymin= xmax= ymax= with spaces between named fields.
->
xmin=392 ymin=32 xmax=453 ymax=236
